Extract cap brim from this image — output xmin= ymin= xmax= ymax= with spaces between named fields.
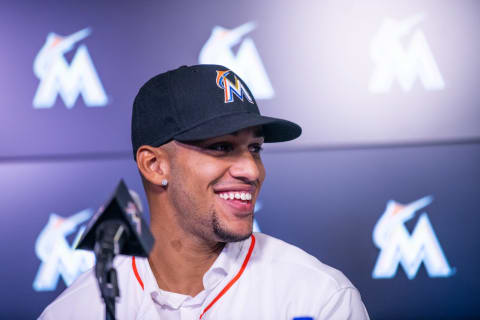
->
xmin=173 ymin=112 xmax=301 ymax=143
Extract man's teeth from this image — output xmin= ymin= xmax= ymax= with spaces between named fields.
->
xmin=219 ymin=192 xmax=252 ymax=201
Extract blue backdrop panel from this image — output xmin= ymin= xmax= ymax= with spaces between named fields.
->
xmin=1 ymin=0 xmax=480 ymax=158
xmin=0 ymin=142 xmax=479 ymax=318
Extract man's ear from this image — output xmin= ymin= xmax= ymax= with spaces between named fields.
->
xmin=136 ymin=145 xmax=169 ymax=187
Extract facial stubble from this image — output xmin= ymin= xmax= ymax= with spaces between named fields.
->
xmin=212 ymin=210 xmax=253 ymax=242
xmin=169 ymin=178 xmax=253 ymax=244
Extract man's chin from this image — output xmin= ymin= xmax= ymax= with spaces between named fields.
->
xmin=212 ymin=214 xmax=253 ymax=242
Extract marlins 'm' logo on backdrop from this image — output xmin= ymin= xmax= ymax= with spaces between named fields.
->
xmin=372 ymin=196 xmax=454 ymax=279
xmin=33 ymin=27 xmax=108 ymax=109
xmin=369 ymin=14 xmax=445 ymax=93
xmin=199 ymin=22 xmax=274 ymax=99
xmin=33 ymin=209 xmax=95 ymax=291
xmin=216 ymin=70 xmax=254 ymax=104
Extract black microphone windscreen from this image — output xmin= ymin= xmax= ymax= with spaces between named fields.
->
xmin=76 ymin=179 xmax=154 ymax=257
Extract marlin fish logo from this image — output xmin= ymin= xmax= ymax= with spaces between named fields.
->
xmin=34 ymin=28 xmax=91 ymax=79
xmin=33 ymin=209 xmax=95 ymax=291
xmin=199 ymin=22 xmax=274 ymax=99
xmin=369 ymin=14 xmax=445 ymax=93
xmin=372 ymin=196 xmax=454 ymax=279
xmin=216 ymin=70 xmax=253 ymax=104
xmin=33 ymin=28 xmax=108 ymax=108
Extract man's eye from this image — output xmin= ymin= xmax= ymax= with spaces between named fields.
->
xmin=249 ymin=144 xmax=263 ymax=154
xmin=207 ymin=142 xmax=234 ymax=153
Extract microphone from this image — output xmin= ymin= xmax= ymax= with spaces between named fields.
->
xmin=76 ymin=179 xmax=154 ymax=320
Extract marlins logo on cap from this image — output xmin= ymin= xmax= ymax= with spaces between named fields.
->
xmin=216 ymin=70 xmax=254 ymax=104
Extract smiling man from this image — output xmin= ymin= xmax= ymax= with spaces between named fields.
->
xmin=40 ymin=65 xmax=369 ymax=319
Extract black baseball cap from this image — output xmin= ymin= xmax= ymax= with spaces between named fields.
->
xmin=131 ymin=64 xmax=301 ymax=159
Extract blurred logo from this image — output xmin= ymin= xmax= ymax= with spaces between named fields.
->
xmin=372 ymin=196 xmax=454 ymax=279
xmin=199 ymin=22 xmax=274 ymax=99
xmin=33 ymin=209 xmax=95 ymax=291
xmin=216 ymin=70 xmax=254 ymax=103
xmin=253 ymin=201 xmax=262 ymax=232
xmin=33 ymin=28 xmax=108 ymax=109
xmin=369 ymin=14 xmax=445 ymax=93
xmin=126 ymin=201 xmax=142 ymax=234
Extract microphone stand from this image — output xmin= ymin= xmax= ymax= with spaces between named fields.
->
xmin=94 ymin=220 xmax=129 ymax=320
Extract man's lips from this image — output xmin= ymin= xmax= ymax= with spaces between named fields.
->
xmin=213 ymin=184 xmax=256 ymax=193
xmin=217 ymin=196 xmax=254 ymax=216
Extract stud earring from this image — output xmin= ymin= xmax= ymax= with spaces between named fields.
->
xmin=161 ymin=179 xmax=168 ymax=187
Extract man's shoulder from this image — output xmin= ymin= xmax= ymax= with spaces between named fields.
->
xmin=39 ymin=255 xmax=137 ymax=319
xmin=252 ymin=232 xmax=354 ymax=290
xmin=39 ymin=265 xmax=101 ymax=319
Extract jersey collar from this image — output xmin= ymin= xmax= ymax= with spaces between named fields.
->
xmin=139 ymin=236 xmax=249 ymax=310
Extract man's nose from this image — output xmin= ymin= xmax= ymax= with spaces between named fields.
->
xmin=229 ymin=151 xmax=262 ymax=182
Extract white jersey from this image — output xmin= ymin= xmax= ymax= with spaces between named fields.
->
xmin=39 ymin=233 xmax=369 ymax=319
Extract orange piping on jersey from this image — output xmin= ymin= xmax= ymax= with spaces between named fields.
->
xmin=132 ymin=256 xmax=144 ymax=290
xmin=199 ymin=234 xmax=256 ymax=319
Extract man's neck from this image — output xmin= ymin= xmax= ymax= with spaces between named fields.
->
xmin=148 ymin=220 xmax=225 ymax=297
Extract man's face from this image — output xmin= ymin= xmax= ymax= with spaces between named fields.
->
xmin=166 ymin=127 xmax=265 ymax=243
